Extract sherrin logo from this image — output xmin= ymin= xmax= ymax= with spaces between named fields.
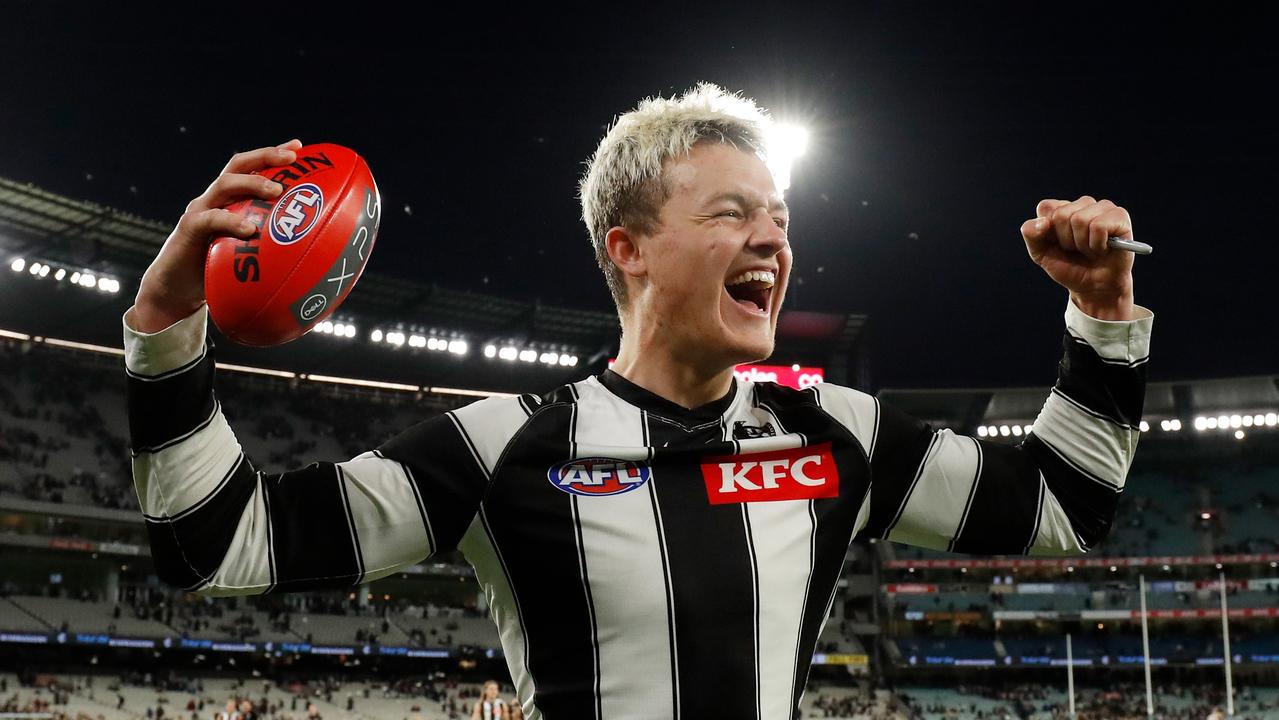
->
xmin=548 ymin=457 xmax=651 ymax=497
xmin=270 ymin=183 xmax=324 ymax=245
xmin=700 ymin=442 xmax=839 ymax=505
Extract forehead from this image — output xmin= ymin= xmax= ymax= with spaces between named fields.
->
xmin=664 ymin=142 xmax=781 ymax=207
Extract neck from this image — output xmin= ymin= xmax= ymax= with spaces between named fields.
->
xmin=610 ymin=318 xmax=735 ymax=410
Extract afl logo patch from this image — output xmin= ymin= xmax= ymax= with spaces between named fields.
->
xmin=548 ymin=458 xmax=651 ymax=497
xmin=270 ymin=183 xmax=324 ymax=245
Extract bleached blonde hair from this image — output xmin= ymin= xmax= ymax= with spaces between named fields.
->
xmin=579 ymin=83 xmax=772 ymax=311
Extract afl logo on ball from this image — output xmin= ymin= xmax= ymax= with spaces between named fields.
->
xmin=548 ymin=458 xmax=651 ymax=497
xmin=270 ymin=183 xmax=324 ymax=245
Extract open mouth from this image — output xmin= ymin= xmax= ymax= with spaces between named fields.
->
xmin=724 ymin=270 xmax=775 ymax=314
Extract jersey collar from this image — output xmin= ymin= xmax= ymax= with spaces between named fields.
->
xmin=597 ymin=369 xmax=737 ymax=427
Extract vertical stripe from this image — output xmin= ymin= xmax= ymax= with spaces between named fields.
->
xmin=574 ymin=391 xmax=676 ymax=720
xmin=646 ymin=415 xmax=758 ymax=720
xmin=263 ymin=463 xmax=363 ymax=592
xmin=749 ymin=383 xmax=870 ymax=715
xmin=949 ymin=439 xmax=1044 ymax=555
xmin=459 ymin=514 xmax=539 ymax=719
xmin=886 ymin=429 xmax=981 ymax=552
xmin=338 ymin=453 xmax=432 ymax=581
xmin=733 ymin=389 xmax=814 ymax=720
xmin=482 ymin=401 xmax=597 ymax=718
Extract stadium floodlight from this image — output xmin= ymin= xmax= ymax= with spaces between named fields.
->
xmin=498 ymin=346 xmax=518 ymax=361
xmin=1235 ymin=430 xmax=1245 ymax=440
xmin=1216 ymin=415 xmax=1229 ymax=429
xmin=79 ymin=273 xmax=95 ymax=288
xmin=1160 ymin=420 xmax=1170 ymax=432
xmin=1252 ymin=414 xmax=1264 ymax=426
xmin=977 ymin=426 xmax=989 ymax=437
xmin=38 ymin=265 xmax=50 ymax=278
xmin=764 ymin=122 xmax=810 ymax=194
xmin=54 ymin=268 xmax=66 ymax=281
xmin=519 ymin=349 xmax=537 ymax=363
xmin=998 ymin=425 xmax=1010 ymax=437
xmin=1206 ymin=417 xmax=1218 ymax=429
xmin=484 ymin=345 xmax=497 ymax=358
xmin=70 ymin=271 xmax=80 ymax=284
xmin=1200 ymin=512 xmax=1212 ymax=520
xmin=344 ymin=324 xmax=356 ymax=338
xmin=386 ymin=331 xmax=405 ymax=346
xmin=1022 ymin=425 xmax=1033 ymax=435
xmin=1267 ymin=413 xmax=1278 ymax=427
xmin=426 ymin=337 xmax=440 ymax=350
xmin=29 ymin=262 xmax=41 ymax=275
xmin=1139 ymin=421 xmax=1149 ymax=432
xmin=1169 ymin=419 xmax=1182 ymax=431
xmin=1229 ymin=414 xmax=1242 ymax=428
xmin=448 ymin=340 xmax=467 ymax=355
xmin=1011 ymin=425 xmax=1022 ymax=436
xmin=409 ymin=335 xmax=426 ymax=348
xmin=9 ymin=257 xmax=23 ymax=272
xmin=370 ymin=329 xmax=383 ymax=343
xmin=567 ymin=355 xmax=578 ymax=366
xmin=1243 ymin=415 xmax=1253 ymax=427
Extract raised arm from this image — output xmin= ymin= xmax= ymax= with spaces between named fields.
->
xmin=828 ymin=195 xmax=1154 ymax=555
xmin=125 ymin=142 xmax=529 ymax=595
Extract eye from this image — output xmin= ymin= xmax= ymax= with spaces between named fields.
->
xmin=773 ymin=217 xmax=788 ymax=230
xmin=717 ymin=209 xmax=743 ymax=219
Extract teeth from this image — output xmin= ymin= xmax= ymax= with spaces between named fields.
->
xmin=726 ymin=270 xmax=776 ymax=287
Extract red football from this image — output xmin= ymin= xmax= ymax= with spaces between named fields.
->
xmin=205 ymin=143 xmax=381 ymax=346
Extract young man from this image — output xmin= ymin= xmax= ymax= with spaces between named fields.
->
xmin=124 ymin=84 xmax=1153 ymax=719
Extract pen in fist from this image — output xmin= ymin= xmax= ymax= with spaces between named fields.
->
xmin=1021 ymin=195 xmax=1137 ymax=321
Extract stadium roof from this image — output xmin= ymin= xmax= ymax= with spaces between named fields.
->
xmin=0 ymin=176 xmax=867 ymax=391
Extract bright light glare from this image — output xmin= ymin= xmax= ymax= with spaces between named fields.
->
xmin=54 ymin=268 xmax=66 ymax=281
xmin=371 ymin=329 xmax=383 ymax=343
xmin=484 ymin=345 xmax=497 ymax=358
xmin=447 ymin=340 xmax=467 ymax=355
xmin=498 ymin=346 xmax=518 ymax=361
xmin=9 ymin=258 xmax=23 ymax=272
xmin=764 ymin=122 xmax=810 ymax=194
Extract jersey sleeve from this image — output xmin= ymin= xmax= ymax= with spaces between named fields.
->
xmin=818 ymin=294 xmax=1154 ymax=556
xmin=124 ymin=303 xmax=530 ymax=596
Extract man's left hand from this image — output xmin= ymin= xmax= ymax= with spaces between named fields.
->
xmin=1021 ymin=195 xmax=1137 ymax=321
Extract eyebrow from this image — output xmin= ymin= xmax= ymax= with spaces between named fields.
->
xmin=706 ymin=192 xmax=789 ymax=214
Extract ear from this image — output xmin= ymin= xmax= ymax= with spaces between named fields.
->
xmin=604 ymin=225 xmax=647 ymax=280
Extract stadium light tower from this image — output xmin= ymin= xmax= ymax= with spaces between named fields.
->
xmin=765 ymin=122 xmax=810 ymax=195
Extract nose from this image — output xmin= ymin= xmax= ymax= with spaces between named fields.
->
xmin=747 ymin=208 xmax=788 ymax=257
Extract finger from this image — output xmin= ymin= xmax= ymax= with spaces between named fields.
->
xmin=1035 ymin=199 xmax=1069 ymax=219
xmin=177 ymin=208 xmax=257 ymax=246
xmin=1049 ymin=195 xmax=1096 ymax=257
xmin=1089 ymin=206 xmax=1133 ymax=257
xmin=193 ymin=173 xmax=284 ymax=212
xmin=1069 ymin=199 xmax=1115 ymax=259
xmin=222 ymin=141 xmax=301 ymax=175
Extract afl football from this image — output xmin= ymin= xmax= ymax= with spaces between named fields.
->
xmin=205 ymin=143 xmax=380 ymax=346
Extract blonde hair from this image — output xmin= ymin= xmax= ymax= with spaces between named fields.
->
xmin=579 ymin=83 xmax=772 ymax=310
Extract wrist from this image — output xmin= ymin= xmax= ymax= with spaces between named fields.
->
xmin=132 ymin=293 xmax=204 ymax=334
xmin=1070 ymin=290 xmax=1136 ymax=321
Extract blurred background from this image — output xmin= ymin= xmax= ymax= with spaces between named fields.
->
xmin=0 ymin=2 xmax=1276 ymax=718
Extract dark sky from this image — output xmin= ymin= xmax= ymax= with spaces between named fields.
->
xmin=1 ymin=3 xmax=1275 ymax=390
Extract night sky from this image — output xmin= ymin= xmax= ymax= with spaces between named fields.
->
xmin=1 ymin=3 xmax=1275 ymax=390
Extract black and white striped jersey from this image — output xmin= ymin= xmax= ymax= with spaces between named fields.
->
xmin=123 ymin=296 xmax=1153 ymax=720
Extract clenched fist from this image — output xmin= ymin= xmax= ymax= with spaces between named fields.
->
xmin=1020 ymin=196 xmax=1137 ymax=321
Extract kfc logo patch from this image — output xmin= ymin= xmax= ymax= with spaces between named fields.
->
xmin=701 ymin=443 xmax=839 ymax=505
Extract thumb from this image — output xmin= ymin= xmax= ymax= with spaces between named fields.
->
xmin=1020 ymin=217 xmax=1052 ymax=259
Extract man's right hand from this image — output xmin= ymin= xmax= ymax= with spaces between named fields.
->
xmin=130 ymin=139 xmax=302 ymax=333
